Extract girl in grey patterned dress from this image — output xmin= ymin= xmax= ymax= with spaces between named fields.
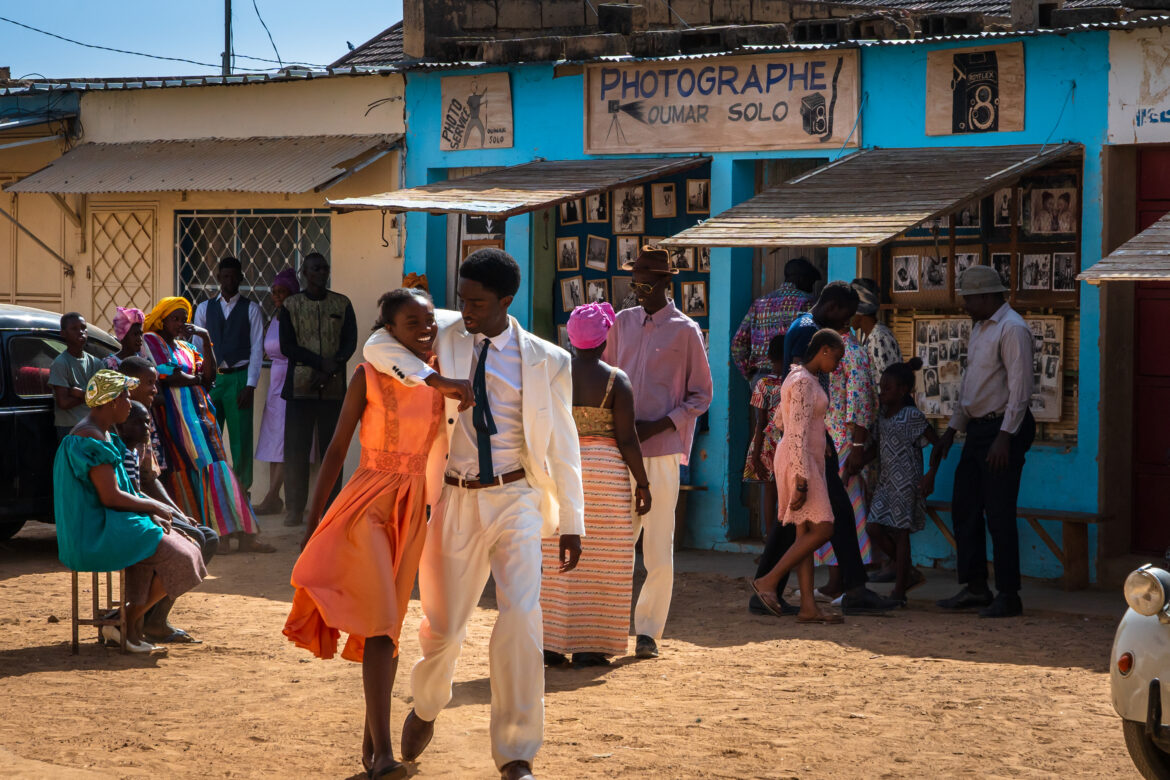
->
xmin=862 ymin=358 xmax=941 ymax=605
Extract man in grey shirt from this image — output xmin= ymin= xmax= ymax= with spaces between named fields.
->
xmin=929 ymin=266 xmax=1035 ymax=619
xmin=48 ymin=312 xmax=103 ymax=441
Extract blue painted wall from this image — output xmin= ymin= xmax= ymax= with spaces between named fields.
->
xmin=400 ymin=30 xmax=1111 ymax=579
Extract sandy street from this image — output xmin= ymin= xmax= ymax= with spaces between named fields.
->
xmin=0 ymin=520 xmax=1134 ymax=779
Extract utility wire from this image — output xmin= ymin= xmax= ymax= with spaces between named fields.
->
xmin=0 ymin=14 xmax=295 ymax=72
xmin=654 ymin=0 xmax=692 ymax=28
xmin=251 ymin=0 xmax=283 ymax=68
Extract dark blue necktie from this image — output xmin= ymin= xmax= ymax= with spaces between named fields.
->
xmin=472 ymin=339 xmax=497 ymax=482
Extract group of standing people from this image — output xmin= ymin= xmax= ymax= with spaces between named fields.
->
xmin=737 ymin=259 xmax=1036 ymax=621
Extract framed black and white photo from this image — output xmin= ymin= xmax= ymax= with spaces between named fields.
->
xmin=669 ymin=246 xmax=695 ymax=272
xmin=1052 ymin=252 xmax=1077 ymax=291
xmin=586 ymin=278 xmax=609 ymax=304
xmin=559 ymin=199 xmax=583 ymax=226
xmin=953 ymin=201 xmax=981 ymax=228
xmin=642 ymin=236 xmax=664 ymax=249
xmin=686 ymin=178 xmax=710 ymax=214
xmin=616 ymin=236 xmax=640 ymax=269
xmin=464 ymin=214 xmax=505 ymax=236
xmin=557 ymin=325 xmax=570 ymax=351
xmin=585 ymin=234 xmax=609 ymax=272
xmin=1029 ymin=188 xmax=1076 ymax=234
xmin=651 ymin=182 xmax=677 ymax=219
xmin=681 ymin=281 xmax=708 ymax=317
xmin=993 ymin=188 xmax=1012 ymax=227
xmin=892 ymin=255 xmax=919 ymax=292
xmin=701 ymin=329 xmax=709 ymax=354
xmin=1020 ymin=253 xmax=1051 ymax=291
xmin=921 ymin=254 xmax=947 ymax=291
xmin=955 ymin=251 xmax=980 ymax=285
xmin=991 ymin=252 xmax=1012 ymax=288
xmin=612 ymin=275 xmax=634 ymax=309
xmin=560 ymin=275 xmax=584 ymax=312
xmin=697 ymin=247 xmax=711 ymax=273
xmin=556 ymin=236 xmax=580 ymax=272
xmin=613 ymin=185 xmax=645 ymax=234
xmin=586 ymin=192 xmax=610 ymax=223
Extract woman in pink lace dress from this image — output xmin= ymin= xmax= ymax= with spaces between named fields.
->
xmin=750 ymin=329 xmax=846 ymax=624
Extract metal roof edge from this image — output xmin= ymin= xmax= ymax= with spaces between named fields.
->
xmin=0 ymin=67 xmax=404 ymax=96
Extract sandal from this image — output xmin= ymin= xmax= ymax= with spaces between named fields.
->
xmin=796 ymin=611 xmax=845 ymax=624
xmin=146 ymin=628 xmax=203 ymax=644
xmin=369 ymin=761 xmax=407 ymax=779
xmin=746 ymin=578 xmax=786 ymax=617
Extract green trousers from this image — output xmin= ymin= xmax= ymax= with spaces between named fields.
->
xmin=209 ymin=368 xmax=253 ymax=491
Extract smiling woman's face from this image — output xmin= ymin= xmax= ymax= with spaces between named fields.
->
xmin=387 ymin=296 xmax=438 ymax=358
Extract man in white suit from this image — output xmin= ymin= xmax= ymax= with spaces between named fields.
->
xmin=363 ymin=248 xmax=585 ymax=780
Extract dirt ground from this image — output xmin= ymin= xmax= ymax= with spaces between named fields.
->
xmin=0 ymin=520 xmax=1135 ymax=779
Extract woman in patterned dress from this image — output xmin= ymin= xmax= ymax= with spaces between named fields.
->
xmin=749 ymin=329 xmax=846 ymax=624
xmin=541 ymin=302 xmax=652 ymax=667
xmin=142 ymin=297 xmax=272 ymax=554
xmin=862 ymin=358 xmax=941 ymax=605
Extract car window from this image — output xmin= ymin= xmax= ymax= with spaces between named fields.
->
xmin=8 ymin=335 xmax=67 ymax=398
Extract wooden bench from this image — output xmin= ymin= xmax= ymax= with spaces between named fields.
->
xmin=924 ymin=500 xmax=1109 ymax=591
xmin=71 ymin=570 xmax=128 ymax=654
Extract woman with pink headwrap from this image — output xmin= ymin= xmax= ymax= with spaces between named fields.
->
xmin=541 ymin=302 xmax=653 ymax=668
xmin=104 ymin=307 xmax=146 ymax=369
xmin=253 ymin=268 xmax=299 ymax=515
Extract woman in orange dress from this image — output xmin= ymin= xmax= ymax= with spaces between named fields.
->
xmin=283 ymin=288 xmax=461 ymax=780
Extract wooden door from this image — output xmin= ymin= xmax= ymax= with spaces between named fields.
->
xmin=1132 ymin=148 xmax=1170 ymax=553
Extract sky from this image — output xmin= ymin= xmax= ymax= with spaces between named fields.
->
xmin=0 ymin=1 xmax=404 ymax=79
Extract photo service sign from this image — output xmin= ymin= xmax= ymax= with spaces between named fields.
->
xmin=440 ymin=73 xmax=513 ymax=151
xmin=584 ymin=51 xmax=860 ymax=154
xmin=926 ymin=43 xmax=1025 ymax=136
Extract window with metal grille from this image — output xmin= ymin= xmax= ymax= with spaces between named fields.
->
xmin=175 ymin=209 xmax=331 ymax=320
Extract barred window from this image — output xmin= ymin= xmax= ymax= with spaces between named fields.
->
xmin=175 ymin=209 xmax=331 ymax=320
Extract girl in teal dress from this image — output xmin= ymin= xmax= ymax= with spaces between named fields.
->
xmin=54 ymin=369 xmax=206 ymax=653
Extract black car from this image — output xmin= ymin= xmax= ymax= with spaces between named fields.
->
xmin=0 ymin=304 xmax=118 ymax=541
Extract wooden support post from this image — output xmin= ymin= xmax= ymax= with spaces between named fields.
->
xmin=1061 ymin=522 xmax=1090 ymax=591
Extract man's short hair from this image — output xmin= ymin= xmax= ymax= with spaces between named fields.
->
xmin=818 ymin=280 xmax=859 ymax=309
xmin=784 ymin=257 xmax=820 ymax=281
xmin=459 ymin=248 xmax=522 ymax=299
xmin=218 ymin=256 xmax=243 ymax=273
xmin=60 ymin=312 xmax=83 ymax=330
xmin=303 ymin=251 xmax=329 ymax=268
xmin=119 ymin=356 xmax=156 ymax=379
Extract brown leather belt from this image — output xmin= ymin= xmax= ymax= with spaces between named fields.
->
xmin=445 ymin=469 xmax=526 ymax=490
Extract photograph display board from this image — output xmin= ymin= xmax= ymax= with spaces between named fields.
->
xmin=926 ymin=43 xmax=1025 ymax=136
xmin=912 ymin=315 xmax=1063 ymax=422
xmin=440 ymin=72 xmax=513 ymax=151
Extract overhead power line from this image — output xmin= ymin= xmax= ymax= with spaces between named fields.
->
xmin=251 ymin=0 xmax=283 ymax=69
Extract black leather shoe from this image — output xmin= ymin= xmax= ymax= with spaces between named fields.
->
xmin=748 ymin=594 xmax=799 ymax=616
xmin=936 ymin=586 xmax=994 ymax=610
xmin=634 ymin=634 xmax=658 ymax=659
xmin=979 ymin=592 xmax=1023 ymax=618
xmin=400 ymin=710 xmax=434 ymax=762
xmin=841 ymin=588 xmax=900 ymax=615
xmin=543 ymin=650 xmax=568 ymax=667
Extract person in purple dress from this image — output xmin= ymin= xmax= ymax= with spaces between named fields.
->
xmin=254 ymin=269 xmax=299 ymax=516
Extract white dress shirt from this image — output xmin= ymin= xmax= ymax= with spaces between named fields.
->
xmin=447 ymin=321 xmax=526 ymax=480
xmin=193 ymin=292 xmax=266 ymax=387
xmin=949 ymin=302 xmax=1035 ymax=435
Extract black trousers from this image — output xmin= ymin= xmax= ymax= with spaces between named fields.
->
xmin=754 ymin=433 xmax=868 ymax=596
xmin=952 ymin=411 xmax=1035 ymax=595
xmin=284 ymin=399 xmax=343 ymax=525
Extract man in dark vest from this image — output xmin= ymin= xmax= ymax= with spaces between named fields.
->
xmin=193 ymin=256 xmax=265 ymax=493
xmin=278 ymin=252 xmax=357 ymax=528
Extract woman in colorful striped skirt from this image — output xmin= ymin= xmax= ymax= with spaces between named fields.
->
xmin=142 ymin=297 xmax=273 ymax=554
xmin=541 ymin=302 xmax=652 ymax=667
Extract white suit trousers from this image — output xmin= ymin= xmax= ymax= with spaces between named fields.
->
xmin=631 ymin=453 xmax=682 ymax=642
xmin=411 ymin=479 xmax=545 ymax=769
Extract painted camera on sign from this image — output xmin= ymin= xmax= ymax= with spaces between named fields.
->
xmin=801 ymin=93 xmax=827 ymax=136
xmin=951 ymin=51 xmax=999 ymax=133
xmin=608 ymin=99 xmax=621 ymax=114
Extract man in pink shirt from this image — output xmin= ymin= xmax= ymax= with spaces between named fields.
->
xmin=604 ymin=247 xmax=713 ymax=659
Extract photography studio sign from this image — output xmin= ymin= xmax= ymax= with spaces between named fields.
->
xmin=926 ymin=43 xmax=1025 ymax=136
xmin=583 ymin=51 xmax=860 ymax=154
xmin=440 ymin=73 xmax=514 ymax=151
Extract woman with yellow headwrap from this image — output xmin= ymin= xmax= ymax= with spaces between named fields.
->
xmin=54 ymin=369 xmax=206 ymax=653
xmin=142 ymin=297 xmax=274 ymax=553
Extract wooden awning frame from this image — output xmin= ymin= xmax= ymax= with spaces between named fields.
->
xmin=327 ymin=156 xmax=711 ymax=218
xmin=658 ymin=143 xmax=1082 ymax=249
xmin=1079 ymin=212 xmax=1170 ymax=284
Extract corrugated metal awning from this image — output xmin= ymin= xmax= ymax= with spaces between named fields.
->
xmin=328 ymin=156 xmax=711 ymax=217
xmin=659 ymin=143 xmax=1081 ymax=249
xmin=1079 ymin=213 xmax=1170 ymax=284
xmin=5 ymin=134 xmax=401 ymax=194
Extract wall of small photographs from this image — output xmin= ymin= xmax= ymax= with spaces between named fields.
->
xmin=912 ymin=315 xmax=1064 ymax=422
xmin=552 ymin=162 xmax=713 ymax=353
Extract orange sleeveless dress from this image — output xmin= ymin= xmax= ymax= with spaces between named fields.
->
xmin=283 ymin=363 xmax=443 ymax=662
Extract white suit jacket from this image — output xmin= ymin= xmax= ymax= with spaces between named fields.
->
xmin=363 ymin=310 xmax=585 ymax=538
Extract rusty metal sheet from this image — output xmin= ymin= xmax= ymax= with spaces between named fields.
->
xmin=327 ymin=156 xmax=711 ymax=217
xmin=1080 ymin=212 xmax=1170 ymax=283
xmin=5 ymin=134 xmax=401 ymax=195
xmin=658 ymin=143 xmax=1080 ymax=249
